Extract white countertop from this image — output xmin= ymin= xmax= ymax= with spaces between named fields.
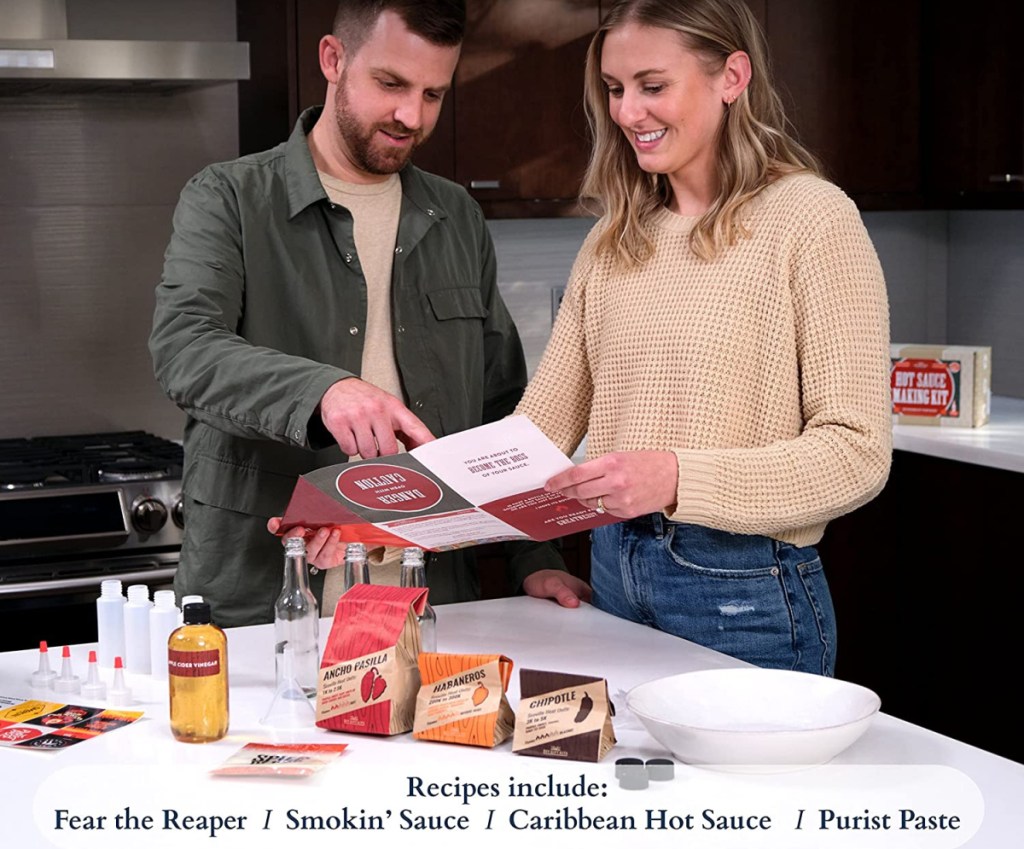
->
xmin=1 ymin=598 xmax=1022 ymax=848
xmin=893 ymin=395 xmax=1024 ymax=473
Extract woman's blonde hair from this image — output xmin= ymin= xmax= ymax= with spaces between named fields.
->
xmin=583 ymin=0 xmax=820 ymax=264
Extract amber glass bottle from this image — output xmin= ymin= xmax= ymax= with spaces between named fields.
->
xmin=168 ymin=602 xmax=229 ymax=743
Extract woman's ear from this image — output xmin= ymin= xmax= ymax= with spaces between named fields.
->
xmin=319 ymin=34 xmax=345 ymax=85
xmin=721 ymin=50 xmax=752 ymax=105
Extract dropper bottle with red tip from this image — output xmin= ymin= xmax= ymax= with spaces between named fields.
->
xmin=53 ymin=646 xmax=81 ymax=695
xmin=109 ymin=656 xmax=133 ymax=706
xmin=30 ymin=641 xmax=58 ymax=689
xmin=81 ymin=650 xmax=107 ymax=700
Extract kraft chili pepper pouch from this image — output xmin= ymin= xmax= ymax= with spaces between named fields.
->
xmin=512 ymin=669 xmax=616 ymax=762
xmin=413 ymin=653 xmax=515 ymax=747
xmin=316 ymin=584 xmax=428 ymax=736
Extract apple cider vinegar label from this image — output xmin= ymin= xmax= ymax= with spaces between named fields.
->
xmin=168 ymin=649 xmax=220 ymax=677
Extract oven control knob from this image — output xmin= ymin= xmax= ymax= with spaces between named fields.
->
xmin=171 ymin=495 xmax=185 ymax=529
xmin=132 ymin=497 xmax=168 ymax=534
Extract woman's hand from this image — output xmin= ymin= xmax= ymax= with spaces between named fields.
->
xmin=266 ymin=517 xmax=345 ymax=569
xmin=544 ymin=450 xmax=679 ymax=519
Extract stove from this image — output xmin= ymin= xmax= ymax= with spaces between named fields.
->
xmin=0 ymin=432 xmax=184 ymax=649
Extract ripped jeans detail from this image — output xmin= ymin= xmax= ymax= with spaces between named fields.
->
xmin=590 ymin=518 xmax=836 ymax=676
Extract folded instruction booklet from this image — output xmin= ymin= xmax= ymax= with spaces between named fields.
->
xmin=278 ymin=416 xmax=616 ymax=552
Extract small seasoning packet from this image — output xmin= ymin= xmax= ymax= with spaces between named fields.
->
xmin=513 ymin=669 xmax=616 ymax=762
xmin=316 ymin=584 xmax=428 ymax=736
xmin=210 ymin=743 xmax=349 ymax=778
xmin=414 ymin=653 xmax=515 ymax=747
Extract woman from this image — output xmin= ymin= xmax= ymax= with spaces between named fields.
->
xmin=517 ymin=0 xmax=892 ymax=675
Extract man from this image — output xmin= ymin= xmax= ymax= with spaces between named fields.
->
xmin=149 ymin=0 xmax=589 ymax=627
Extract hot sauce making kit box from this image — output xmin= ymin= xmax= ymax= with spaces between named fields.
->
xmin=890 ymin=344 xmax=991 ymax=428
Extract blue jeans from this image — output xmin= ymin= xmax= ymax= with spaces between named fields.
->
xmin=591 ymin=516 xmax=836 ymax=676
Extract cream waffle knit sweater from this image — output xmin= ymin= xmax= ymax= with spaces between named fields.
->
xmin=516 ymin=173 xmax=892 ymax=547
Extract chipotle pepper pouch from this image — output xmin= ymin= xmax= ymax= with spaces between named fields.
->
xmin=413 ymin=653 xmax=514 ymax=747
xmin=316 ymin=584 xmax=428 ymax=736
xmin=513 ymin=669 xmax=616 ymax=762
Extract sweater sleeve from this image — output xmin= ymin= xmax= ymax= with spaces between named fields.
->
xmin=670 ymin=193 xmax=893 ymax=535
xmin=513 ymin=227 xmax=600 ymax=457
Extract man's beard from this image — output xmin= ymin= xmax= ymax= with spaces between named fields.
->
xmin=334 ymin=78 xmax=424 ymax=175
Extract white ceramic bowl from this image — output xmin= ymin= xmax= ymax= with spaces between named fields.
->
xmin=626 ymin=668 xmax=881 ymax=771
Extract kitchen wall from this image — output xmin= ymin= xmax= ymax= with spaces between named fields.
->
xmin=493 ymin=210 xmax=1024 ymax=400
xmin=0 ymin=0 xmax=239 ymax=440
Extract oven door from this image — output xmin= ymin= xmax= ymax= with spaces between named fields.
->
xmin=0 ymin=554 xmax=177 ymax=652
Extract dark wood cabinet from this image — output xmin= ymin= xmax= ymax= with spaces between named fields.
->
xmin=763 ymin=0 xmax=923 ymax=208
xmin=818 ymin=451 xmax=1024 ymax=764
xmin=239 ymin=0 xmax=598 ymax=217
xmin=922 ymin=0 xmax=1024 ymax=206
xmin=240 ymin=0 xmax=1024 ymax=214
xmin=432 ymin=0 xmax=598 ymax=216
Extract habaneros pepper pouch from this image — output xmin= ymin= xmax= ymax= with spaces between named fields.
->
xmin=316 ymin=584 xmax=428 ymax=735
xmin=413 ymin=653 xmax=515 ymax=747
xmin=512 ymin=669 xmax=616 ymax=762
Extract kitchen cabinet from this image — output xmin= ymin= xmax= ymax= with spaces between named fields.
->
xmin=922 ymin=0 xmax=1024 ymax=207
xmin=819 ymin=449 xmax=1024 ymax=765
xmin=762 ymin=0 xmax=923 ymax=209
xmin=239 ymin=0 xmax=599 ymax=217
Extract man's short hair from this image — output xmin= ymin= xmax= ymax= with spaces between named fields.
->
xmin=333 ymin=0 xmax=466 ymax=56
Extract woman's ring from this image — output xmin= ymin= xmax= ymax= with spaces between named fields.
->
xmin=595 ymin=496 xmax=605 ymax=514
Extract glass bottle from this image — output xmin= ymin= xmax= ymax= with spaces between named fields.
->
xmin=399 ymin=546 xmax=436 ymax=652
xmin=274 ymin=537 xmax=320 ymax=697
xmin=168 ymin=602 xmax=228 ymax=743
xmin=343 ymin=541 xmax=370 ymax=591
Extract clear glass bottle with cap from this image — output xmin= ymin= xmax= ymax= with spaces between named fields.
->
xmin=274 ymin=537 xmax=320 ymax=697
xmin=343 ymin=541 xmax=370 ymax=591
xmin=399 ymin=547 xmax=436 ymax=652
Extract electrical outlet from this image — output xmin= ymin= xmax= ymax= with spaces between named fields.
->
xmin=550 ymin=286 xmax=565 ymax=326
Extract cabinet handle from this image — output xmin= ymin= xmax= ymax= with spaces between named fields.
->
xmin=988 ymin=174 xmax=1024 ymax=183
xmin=469 ymin=180 xmax=501 ymax=189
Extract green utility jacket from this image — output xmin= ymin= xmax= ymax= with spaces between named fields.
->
xmin=150 ymin=107 xmax=563 ymax=617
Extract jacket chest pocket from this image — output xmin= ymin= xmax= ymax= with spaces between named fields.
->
xmin=426 ymin=287 xmax=489 ymax=322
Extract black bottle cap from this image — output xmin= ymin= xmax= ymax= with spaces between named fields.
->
xmin=182 ymin=602 xmax=212 ymax=625
xmin=646 ymin=758 xmax=676 ymax=780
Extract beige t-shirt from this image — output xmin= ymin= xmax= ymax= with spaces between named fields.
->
xmin=318 ymin=171 xmax=405 ymax=610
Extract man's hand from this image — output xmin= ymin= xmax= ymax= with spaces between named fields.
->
xmin=544 ymin=450 xmax=678 ymax=519
xmin=266 ymin=517 xmax=346 ymax=570
xmin=320 ymin=378 xmax=435 ymax=457
xmin=522 ymin=569 xmax=593 ymax=608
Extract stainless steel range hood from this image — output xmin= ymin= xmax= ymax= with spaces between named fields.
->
xmin=0 ymin=0 xmax=249 ymax=93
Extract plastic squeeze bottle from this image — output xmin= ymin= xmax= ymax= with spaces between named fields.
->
xmin=124 ymin=584 xmax=153 ymax=674
xmin=96 ymin=579 xmax=126 ymax=667
xmin=149 ymin=590 xmax=180 ymax=681
xmin=168 ymin=602 xmax=229 ymax=743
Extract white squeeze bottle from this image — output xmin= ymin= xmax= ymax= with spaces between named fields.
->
xmin=96 ymin=579 xmax=127 ymax=667
xmin=124 ymin=584 xmax=153 ymax=674
xmin=149 ymin=590 xmax=181 ymax=681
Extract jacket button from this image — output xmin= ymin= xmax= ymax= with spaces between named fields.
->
xmin=344 ymin=253 xmax=353 ymax=263
xmin=394 ymin=246 xmax=403 ymax=254
xmin=349 ymin=326 xmax=359 ymax=335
